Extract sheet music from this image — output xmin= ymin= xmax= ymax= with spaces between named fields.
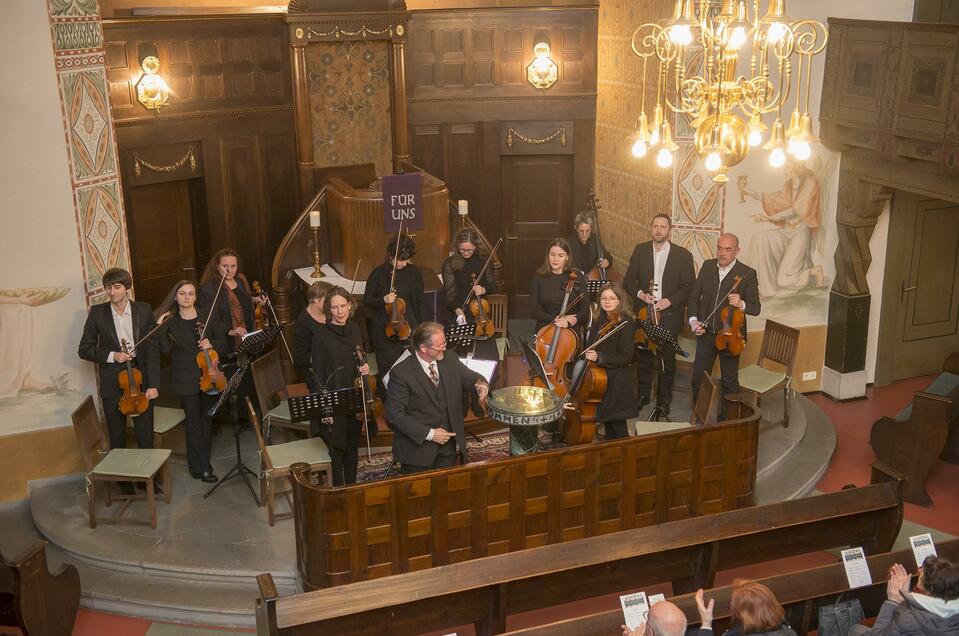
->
xmin=649 ymin=593 xmax=665 ymax=606
xmin=241 ymin=329 xmax=262 ymax=341
xmin=620 ymin=591 xmax=650 ymax=629
xmin=380 ymin=349 xmax=412 ymax=389
xmin=909 ymin=533 xmax=937 ymax=568
xmin=841 ymin=547 xmax=873 ymax=589
xmin=463 ymin=358 xmax=497 ymax=383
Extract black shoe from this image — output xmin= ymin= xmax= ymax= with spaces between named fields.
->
xmin=118 ymin=481 xmax=135 ymax=496
xmin=200 ymin=471 xmax=218 ymax=483
xmin=136 ymin=482 xmax=164 ymax=495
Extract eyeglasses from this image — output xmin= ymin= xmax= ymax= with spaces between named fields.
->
xmin=459 ymin=247 xmax=476 ymax=254
xmin=428 ymin=339 xmax=447 ymax=350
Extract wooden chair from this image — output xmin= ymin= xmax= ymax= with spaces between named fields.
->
xmin=0 ymin=542 xmax=80 ymax=636
xmin=487 ymin=293 xmax=509 ymax=382
xmin=251 ymin=349 xmax=308 ymax=441
xmin=247 ymin=397 xmax=332 ymax=526
xmin=738 ymin=319 xmax=799 ymax=426
xmin=127 ymin=405 xmax=185 ymax=458
xmin=71 ymin=396 xmax=172 ymax=529
xmin=631 ymin=373 xmax=717 ymax=436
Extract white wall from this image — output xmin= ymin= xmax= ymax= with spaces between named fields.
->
xmin=0 ymin=0 xmax=96 ymax=434
xmin=865 ymin=202 xmax=890 ymax=384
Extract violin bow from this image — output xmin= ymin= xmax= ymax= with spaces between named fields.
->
xmin=260 ymin=285 xmax=295 ymax=364
xmin=461 ymin=237 xmax=503 ymax=309
xmin=348 ymin=261 xmax=373 ymax=459
xmin=198 ymin=273 xmax=227 ymax=341
xmin=129 ymin=311 xmax=173 ymax=353
xmin=389 ymin=222 xmax=404 ymax=294
xmin=580 ymin=319 xmax=630 ymax=355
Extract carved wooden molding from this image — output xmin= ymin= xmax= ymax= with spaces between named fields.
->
xmin=287 ymin=13 xmax=410 ymax=44
xmin=831 ymin=170 xmax=893 ymax=297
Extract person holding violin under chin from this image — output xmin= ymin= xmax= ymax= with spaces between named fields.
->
xmin=581 ymin=282 xmax=638 ymax=440
xmin=77 ymin=268 xmax=160 ymax=453
xmin=363 ymin=233 xmax=424 ymax=377
xmin=530 ymin=238 xmax=589 ymax=332
xmin=687 ymin=233 xmax=761 ymax=417
xmin=154 ymin=280 xmax=229 ymax=483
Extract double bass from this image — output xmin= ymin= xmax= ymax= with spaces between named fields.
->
xmin=562 ymin=315 xmax=626 ymax=445
xmin=532 ymin=271 xmax=580 ymax=398
xmin=714 ymin=275 xmax=746 ymax=356
xmin=583 ymin=190 xmax=614 ymax=282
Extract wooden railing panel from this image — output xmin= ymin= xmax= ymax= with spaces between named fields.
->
xmin=291 ymin=405 xmax=760 ymax=590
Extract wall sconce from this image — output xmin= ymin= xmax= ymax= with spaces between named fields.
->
xmin=527 ymin=41 xmax=558 ymax=90
xmin=135 ymin=45 xmax=170 ymax=112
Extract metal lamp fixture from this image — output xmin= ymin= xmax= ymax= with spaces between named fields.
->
xmin=527 ymin=41 xmax=558 ymax=90
xmin=629 ymin=0 xmax=827 ymax=182
xmin=135 ymin=49 xmax=170 ymax=113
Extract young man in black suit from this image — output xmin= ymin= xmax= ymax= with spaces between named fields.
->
xmin=623 ymin=213 xmax=695 ymax=414
xmin=385 ymin=322 xmax=489 ymax=474
xmin=77 ymin=267 xmax=160 ymax=451
xmin=687 ymin=233 xmax=761 ymax=412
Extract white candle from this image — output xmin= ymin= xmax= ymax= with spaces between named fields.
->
xmin=309 ymin=210 xmax=321 ymax=227
xmin=457 ymin=200 xmax=468 ymax=216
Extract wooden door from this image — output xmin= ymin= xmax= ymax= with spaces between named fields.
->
xmin=502 ymin=155 xmax=574 ymax=317
xmin=127 ymin=180 xmax=198 ymax=308
xmin=878 ymin=194 xmax=959 ymax=381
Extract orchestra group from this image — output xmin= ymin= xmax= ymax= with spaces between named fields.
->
xmin=77 ymin=213 xmax=759 ymax=489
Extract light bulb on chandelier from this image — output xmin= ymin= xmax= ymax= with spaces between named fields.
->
xmin=704 ymin=152 xmax=722 ymax=172
xmin=748 ymin=129 xmax=763 ymax=147
xmin=768 ymin=147 xmax=786 ymax=168
xmin=787 ymin=138 xmax=811 ymax=160
xmin=656 ymin=147 xmax=674 ymax=168
xmin=632 ymin=139 xmax=648 ymax=158
xmin=670 ymin=25 xmax=693 ymax=46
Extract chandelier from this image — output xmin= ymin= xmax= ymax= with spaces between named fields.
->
xmin=629 ymin=0 xmax=827 ymax=182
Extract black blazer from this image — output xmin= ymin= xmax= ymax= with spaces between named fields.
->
xmin=158 ymin=313 xmax=229 ymax=397
xmin=385 ymin=350 xmax=484 ymax=467
xmin=623 ymin=241 xmax=695 ymax=334
xmin=688 ymin=259 xmax=762 ymax=339
xmin=586 ymin=314 xmax=638 ymax=422
xmin=197 ymin=277 xmax=255 ymax=351
xmin=77 ymin=301 xmax=160 ymax=399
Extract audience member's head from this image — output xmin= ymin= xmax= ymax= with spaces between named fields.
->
xmin=919 ymin=555 xmax=959 ymax=601
xmin=647 ymin=600 xmax=688 ymax=636
xmin=730 ymin=580 xmax=785 ymax=633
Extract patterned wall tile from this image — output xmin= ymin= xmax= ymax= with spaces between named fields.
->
xmin=306 ymin=40 xmax=393 ymax=177
xmin=52 ymin=20 xmax=102 ymax=51
xmin=61 ymin=69 xmax=115 ymax=181
xmin=77 ymin=180 xmax=128 ymax=291
xmin=48 ymin=0 xmax=99 ymax=18
xmin=674 ymin=145 xmax=723 ymax=228
xmin=671 ymin=228 xmax=720 ymax=271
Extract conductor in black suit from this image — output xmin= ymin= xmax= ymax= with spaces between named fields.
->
xmin=623 ymin=213 xmax=695 ymax=413
xmin=688 ymin=234 xmax=761 ymax=412
xmin=77 ymin=267 xmax=160 ymax=450
xmin=386 ymin=322 xmax=490 ymax=474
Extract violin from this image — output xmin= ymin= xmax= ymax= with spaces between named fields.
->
xmin=384 ymin=228 xmax=412 ymax=341
xmin=634 ymin=280 xmax=659 ymax=352
xmin=532 ymin=271 xmax=580 ymax=398
xmin=117 ymin=338 xmax=149 ymax=417
xmin=353 ymin=346 xmax=383 ymax=457
xmin=468 ymin=273 xmax=495 ymax=339
xmin=195 ymin=320 xmax=227 ymax=395
xmin=715 ymin=275 xmax=746 ymax=356
xmin=252 ymin=281 xmax=267 ymax=330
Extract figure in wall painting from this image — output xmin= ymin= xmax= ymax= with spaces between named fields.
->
xmin=0 ymin=287 xmax=71 ymax=399
xmin=739 ymin=158 xmax=830 ymax=300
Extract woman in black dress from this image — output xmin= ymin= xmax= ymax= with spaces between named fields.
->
xmin=442 ymin=228 xmax=497 ymax=324
xmin=529 ymin=238 xmax=588 ymax=331
xmin=363 ymin=234 xmax=423 ymax=376
xmin=197 ymin=248 xmax=261 ymax=354
xmin=155 ymin=280 xmax=229 ymax=481
xmin=582 ymin=282 xmax=638 ymax=440
xmin=292 ymin=281 xmax=332 ymax=389
xmin=315 ymin=287 xmax=371 ymax=485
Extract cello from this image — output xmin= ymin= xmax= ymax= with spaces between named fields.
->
xmin=714 ymin=275 xmax=746 ymax=356
xmin=195 ymin=320 xmax=227 ymax=395
xmin=384 ymin=225 xmax=412 ymax=341
xmin=117 ymin=338 xmax=149 ymax=416
xmin=634 ymin=280 xmax=659 ymax=352
xmin=563 ymin=315 xmax=630 ymax=445
xmin=532 ymin=271 xmax=580 ymax=398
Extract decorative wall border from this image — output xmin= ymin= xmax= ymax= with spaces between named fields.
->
xmin=47 ymin=0 xmax=130 ymax=306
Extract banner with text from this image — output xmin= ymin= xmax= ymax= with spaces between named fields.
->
xmin=383 ymin=172 xmax=424 ymax=232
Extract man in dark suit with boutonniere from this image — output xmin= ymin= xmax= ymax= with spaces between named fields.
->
xmin=687 ymin=234 xmax=761 ymax=414
xmin=385 ymin=321 xmax=489 ymax=474
xmin=78 ymin=267 xmax=161 ymax=453
xmin=623 ymin=213 xmax=695 ymax=415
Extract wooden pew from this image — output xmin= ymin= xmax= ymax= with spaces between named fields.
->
xmin=254 ymin=464 xmax=903 ymax=636
xmin=0 ymin=541 xmax=80 ymax=636
xmin=504 ymin=538 xmax=959 ymax=636
xmin=870 ymin=370 xmax=959 ymax=506
xmin=289 ymin=402 xmax=761 ymax=590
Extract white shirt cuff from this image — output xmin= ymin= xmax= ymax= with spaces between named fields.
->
xmin=107 ymin=352 xmax=116 ymax=363
xmin=426 ymin=428 xmax=435 ymax=441
xmin=688 ymin=317 xmax=698 ymax=327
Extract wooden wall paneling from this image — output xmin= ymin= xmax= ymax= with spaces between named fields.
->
xmin=479 ymin=120 xmax=503 ymax=234
xmin=219 ymin=136 xmax=266 ymax=277
xmin=445 ymin=122 xmax=482 ymax=203
xmin=258 ymin=133 xmax=299 ymax=275
xmin=411 ymin=124 xmax=445 ymax=180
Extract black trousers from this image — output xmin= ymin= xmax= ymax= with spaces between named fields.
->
xmin=400 ymin=439 xmax=458 ymax=474
xmin=180 ymin=392 xmax=215 ymax=477
xmin=691 ymin=335 xmax=741 ymax=416
xmin=317 ymin=419 xmax=362 ymax=486
xmin=636 ymin=341 xmax=677 ymax=405
xmin=604 ymin=420 xmax=629 ymax=440
xmin=102 ymin=396 xmax=154 ymax=450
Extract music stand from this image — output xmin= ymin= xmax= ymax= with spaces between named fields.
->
xmin=287 ymin=387 xmax=365 ymax=422
xmin=204 ymin=325 xmax=282 ymax=502
xmin=446 ymin=321 xmax=482 ymax=349
xmin=636 ymin=320 xmax=687 ymax=422
xmin=585 ymin=280 xmax=607 ymax=294
xmin=523 ymin=339 xmax=552 ymax=390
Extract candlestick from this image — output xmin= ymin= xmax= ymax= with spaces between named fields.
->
xmin=457 ymin=200 xmax=468 ymax=216
xmin=309 ymin=210 xmax=321 ymax=228
xmin=310 ymin=226 xmax=324 ymax=278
